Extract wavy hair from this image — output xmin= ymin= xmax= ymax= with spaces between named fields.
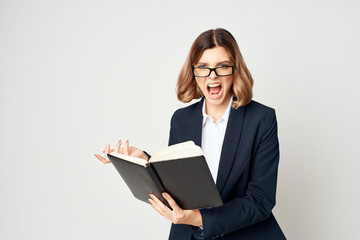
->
xmin=176 ymin=28 xmax=254 ymax=108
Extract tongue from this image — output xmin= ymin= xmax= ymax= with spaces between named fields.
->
xmin=209 ymin=86 xmax=221 ymax=94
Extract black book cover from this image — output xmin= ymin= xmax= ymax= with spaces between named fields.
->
xmin=151 ymin=156 xmax=222 ymax=209
xmin=108 ymin=155 xmax=169 ymax=208
xmin=107 ymin=153 xmax=223 ymax=210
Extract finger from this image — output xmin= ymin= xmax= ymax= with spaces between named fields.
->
xmin=94 ymin=154 xmax=110 ymax=163
xmin=106 ymin=143 xmax=110 ymax=153
xmin=124 ymin=140 xmax=129 ymax=155
xmin=150 ymin=194 xmax=172 ymax=216
xmin=162 ymin=192 xmax=182 ymax=213
xmin=104 ymin=149 xmax=115 ymax=154
xmin=115 ymin=140 xmax=122 ymax=153
xmin=149 ymin=196 xmax=168 ymax=217
xmin=102 ymin=144 xmax=107 ymax=154
xmin=119 ymin=147 xmax=124 ymax=154
xmin=105 ymin=143 xmax=110 ymax=161
xmin=103 ymin=144 xmax=109 ymax=154
xmin=94 ymin=153 xmax=104 ymax=162
xmin=148 ymin=198 xmax=166 ymax=217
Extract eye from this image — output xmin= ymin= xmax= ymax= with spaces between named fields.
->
xmin=197 ymin=65 xmax=207 ymax=68
xmin=219 ymin=64 xmax=229 ymax=68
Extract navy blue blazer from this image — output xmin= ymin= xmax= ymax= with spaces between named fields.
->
xmin=168 ymin=98 xmax=286 ymax=240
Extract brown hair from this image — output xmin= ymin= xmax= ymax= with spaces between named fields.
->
xmin=176 ymin=28 xmax=254 ymax=108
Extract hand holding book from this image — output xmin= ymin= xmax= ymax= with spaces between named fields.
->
xmin=94 ymin=139 xmax=148 ymax=164
xmin=106 ymin=141 xmax=223 ymax=209
xmin=148 ymin=192 xmax=203 ymax=227
xmin=95 ymin=140 xmax=222 ymax=227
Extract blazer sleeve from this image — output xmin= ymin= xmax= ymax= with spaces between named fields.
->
xmin=199 ymin=109 xmax=280 ymax=239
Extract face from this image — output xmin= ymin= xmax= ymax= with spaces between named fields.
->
xmin=194 ymin=46 xmax=234 ymax=110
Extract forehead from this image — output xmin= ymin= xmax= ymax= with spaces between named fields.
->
xmin=197 ymin=46 xmax=231 ymax=64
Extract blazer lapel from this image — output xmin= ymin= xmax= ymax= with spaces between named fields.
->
xmin=186 ymin=97 xmax=245 ymax=195
xmin=216 ymin=104 xmax=246 ymax=195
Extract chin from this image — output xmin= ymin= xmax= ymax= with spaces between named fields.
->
xmin=204 ymin=94 xmax=230 ymax=107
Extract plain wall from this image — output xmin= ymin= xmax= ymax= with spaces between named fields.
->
xmin=1 ymin=0 xmax=359 ymax=239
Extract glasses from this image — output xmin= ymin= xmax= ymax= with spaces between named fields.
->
xmin=192 ymin=65 xmax=235 ymax=77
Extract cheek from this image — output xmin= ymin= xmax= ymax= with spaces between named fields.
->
xmin=195 ymin=78 xmax=200 ymax=86
xmin=224 ymin=78 xmax=234 ymax=90
xmin=195 ymin=79 xmax=205 ymax=90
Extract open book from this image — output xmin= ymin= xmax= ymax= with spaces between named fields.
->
xmin=107 ymin=141 xmax=223 ymax=210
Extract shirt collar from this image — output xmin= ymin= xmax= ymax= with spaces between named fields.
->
xmin=202 ymin=97 xmax=233 ymax=126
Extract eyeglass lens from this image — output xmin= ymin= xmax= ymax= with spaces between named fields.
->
xmin=194 ymin=66 xmax=233 ymax=77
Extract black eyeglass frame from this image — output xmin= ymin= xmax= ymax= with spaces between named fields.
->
xmin=191 ymin=65 xmax=236 ymax=77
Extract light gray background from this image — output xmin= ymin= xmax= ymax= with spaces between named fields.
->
xmin=1 ymin=0 xmax=359 ymax=239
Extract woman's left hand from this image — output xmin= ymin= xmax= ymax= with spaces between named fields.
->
xmin=148 ymin=193 xmax=203 ymax=227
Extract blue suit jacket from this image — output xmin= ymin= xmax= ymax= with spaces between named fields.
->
xmin=168 ymin=98 xmax=286 ymax=240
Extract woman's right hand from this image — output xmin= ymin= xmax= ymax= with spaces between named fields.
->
xmin=94 ymin=140 xmax=149 ymax=164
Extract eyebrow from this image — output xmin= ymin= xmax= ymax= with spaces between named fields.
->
xmin=195 ymin=60 xmax=232 ymax=66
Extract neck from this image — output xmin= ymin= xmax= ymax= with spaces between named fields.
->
xmin=205 ymin=96 xmax=232 ymax=122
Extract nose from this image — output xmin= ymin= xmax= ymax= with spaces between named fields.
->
xmin=208 ymin=69 xmax=217 ymax=79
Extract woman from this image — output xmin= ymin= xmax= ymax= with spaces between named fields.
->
xmin=95 ymin=28 xmax=286 ymax=240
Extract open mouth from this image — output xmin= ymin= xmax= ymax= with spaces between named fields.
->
xmin=207 ymin=83 xmax=222 ymax=96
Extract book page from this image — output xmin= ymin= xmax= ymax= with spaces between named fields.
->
xmin=108 ymin=152 xmax=147 ymax=166
xmin=150 ymin=141 xmax=203 ymax=162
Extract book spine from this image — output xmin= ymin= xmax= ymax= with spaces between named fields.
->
xmin=146 ymin=163 xmax=165 ymax=193
xmin=146 ymin=164 xmax=171 ymax=209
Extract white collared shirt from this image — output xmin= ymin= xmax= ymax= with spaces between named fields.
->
xmin=201 ymin=97 xmax=233 ymax=182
